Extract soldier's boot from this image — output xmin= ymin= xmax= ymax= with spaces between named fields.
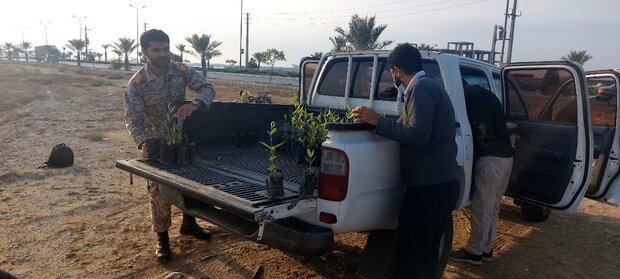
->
xmin=180 ymin=213 xmax=212 ymax=240
xmin=156 ymin=232 xmax=171 ymax=261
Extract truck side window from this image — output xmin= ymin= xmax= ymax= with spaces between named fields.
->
xmin=505 ymin=68 xmax=578 ymax=125
xmin=350 ymin=60 xmax=374 ymax=99
xmin=375 ymin=60 xmax=444 ymax=102
xmin=317 ymin=59 xmax=348 ymax=97
xmin=493 ymin=73 xmax=502 ymax=94
xmin=587 ymin=77 xmax=617 ymax=127
xmin=303 ymin=62 xmax=318 ymax=101
xmin=460 ymin=67 xmax=492 ymax=91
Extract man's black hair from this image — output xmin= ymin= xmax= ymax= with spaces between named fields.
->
xmin=140 ymin=29 xmax=170 ymax=49
xmin=388 ymin=43 xmax=423 ymax=75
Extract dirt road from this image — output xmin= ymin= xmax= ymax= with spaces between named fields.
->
xmin=0 ymin=61 xmax=618 ymax=279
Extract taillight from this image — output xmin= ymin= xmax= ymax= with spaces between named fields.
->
xmin=319 ymin=147 xmax=349 ymax=201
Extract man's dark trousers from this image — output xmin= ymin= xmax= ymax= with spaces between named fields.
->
xmin=395 ymin=179 xmax=460 ymax=279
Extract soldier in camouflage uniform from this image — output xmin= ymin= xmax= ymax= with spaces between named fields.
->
xmin=124 ymin=29 xmax=215 ymax=261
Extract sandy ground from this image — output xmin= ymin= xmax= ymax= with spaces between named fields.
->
xmin=0 ymin=60 xmax=619 ymax=279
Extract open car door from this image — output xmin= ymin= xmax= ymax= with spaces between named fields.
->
xmin=299 ymin=57 xmax=320 ymax=106
xmin=585 ymin=70 xmax=620 ymax=206
xmin=502 ymin=61 xmax=592 ymax=212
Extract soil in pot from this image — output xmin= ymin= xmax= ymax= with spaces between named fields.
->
xmin=300 ymin=171 xmax=318 ymax=198
xmin=176 ymin=144 xmax=192 ymax=165
xmin=160 ymin=143 xmax=177 ymax=165
xmin=265 ymin=170 xmax=285 ymax=200
xmin=145 ymin=139 xmax=161 ymax=161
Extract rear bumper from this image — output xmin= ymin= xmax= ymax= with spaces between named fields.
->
xmin=160 ymin=184 xmax=334 ymax=256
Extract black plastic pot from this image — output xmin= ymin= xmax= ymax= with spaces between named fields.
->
xmin=300 ymin=171 xmax=318 ymax=198
xmin=295 ymin=144 xmax=306 ymax=164
xmin=176 ymin=144 xmax=192 ymax=165
xmin=265 ymin=170 xmax=285 ymax=200
xmin=311 ymin=147 xmax=322 ymax=167
xmin=145 ymin=139 xmax=161 ymax=161
xmin=160 ymin=143 xmax=177 ymax=165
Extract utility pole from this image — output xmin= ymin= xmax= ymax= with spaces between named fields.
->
xmin=506 ymin=0 xmax=520 ymax=64
xmin=499 ymin=0 xmax=510 ymax=64
xmin=239 ymin=0 xmax=243 ymax=69
xmin=84 ymin=26 xmax=91 ymax=54
xmin=144 ymin=22 xmax=148 ymax=32
xmin=245 ymin=13 xmax=250 ymax=67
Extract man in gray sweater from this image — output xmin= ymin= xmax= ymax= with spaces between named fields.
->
xmin=352 ymin=43 xmax=460 ymax=278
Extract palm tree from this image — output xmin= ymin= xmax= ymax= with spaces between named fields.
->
xmin=562 ymin=50 xmax=593 ymax=66
xmin=112 ymin=49 xmax=122 ymax=60
xmin=95 ymin=52 xmax=103 ymax=62
xmin=101 ymin=44 xmax=111 ymax=62
xmin=252 ymin=52 xmax=268 ymax=71
xmin=4 ymin=43 xmax=14 ymax=60
xmin=418 ymin=43 xmax=436 ymax=51
xmin=329 ymin=35 xmax=350 ymax=52
xmin=310 ymin=52 xmax=323 ymax=59
xmin=264 ymin=49 xmax=286 ymax=84
xmin=66 ymin=39 xmax=85 ymax=66
xmin=113 ymin=38 xmax=137 ymax=71
xmin=176 ymin=44 xmax=192 ymax=62
xmin=186 ymin=34 xmax=222 ymax=77
xmin=331 ymin=14 xmax=393 ymax=51
xmin=66 ymin=51 xmax=73 ymax=60
xmin=20 ymin=41 xmax=32 ymax=61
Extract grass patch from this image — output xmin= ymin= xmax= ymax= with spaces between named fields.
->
xmin=0 ymin=112 xmax=32 ymax=124
xmin=81 ymin=131 xmax=105 ymax=142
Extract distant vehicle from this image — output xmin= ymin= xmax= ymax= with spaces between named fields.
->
xmin=598 ymin=84 xmax=617 ymax=99
xmin=35 ymin=45 xmax=60 ymax=63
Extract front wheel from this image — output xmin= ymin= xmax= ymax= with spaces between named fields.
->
xmin=520 ymin=203 xmax=552 ymax=222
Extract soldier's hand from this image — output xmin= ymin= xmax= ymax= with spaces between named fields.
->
xmin=352 ymin=106 xmax=381 ymax=126
xmin=141 ymin=144 xmax=149 ymax=159
xmin=177 ymin=104 xmax=198 ymax=120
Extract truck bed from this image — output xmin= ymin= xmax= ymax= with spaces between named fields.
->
xmin=116 ymin=145 xmax=314 ymax=222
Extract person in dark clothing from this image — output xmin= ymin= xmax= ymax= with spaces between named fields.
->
xmin=450 ymin=83 xmax=514 ymax=265
xmin=352 ymin=43 xmax=460 ymax=279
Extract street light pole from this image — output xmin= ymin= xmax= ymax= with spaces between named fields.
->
xmin=72 ymin=15 xmax=87 ymax=41
xmin=39 ymin=21 xmax=51 ymax=45
xmin=129 ymin=4 xmax=146 ymax=63
xmin=17 ymin=27 xmax=28 ymax=43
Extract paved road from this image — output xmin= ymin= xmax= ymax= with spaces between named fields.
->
xmin=60 ymin=61 xmax=297 ymax=86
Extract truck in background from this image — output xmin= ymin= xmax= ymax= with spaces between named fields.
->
xmin=34 ymin=45 xmax=60 ymax=63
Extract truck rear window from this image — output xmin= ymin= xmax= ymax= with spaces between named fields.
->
xmin=317 ymin=57 xmax=444 ymax=102
xmin=376 ymin=60 xmax=444 ymax=102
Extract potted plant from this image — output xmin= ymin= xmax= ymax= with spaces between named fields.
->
xmin=300 ymin=148 xmax=319 ymax=198
xmin=176 ymin=133 xmax=192 ymax=166
xmin=290 ymin=104 xmax=308 ymax=163
xmin=261 ymin=121 xmax=285 ymax=200
xmin=160 ymin=104 xmax=178 ymax=165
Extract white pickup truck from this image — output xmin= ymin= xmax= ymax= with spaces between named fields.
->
xmin=116 ymin=51 xmax=620 ymax=277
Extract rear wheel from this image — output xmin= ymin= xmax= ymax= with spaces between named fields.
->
xmin=520 ymin=203 xmax=552 ymax=222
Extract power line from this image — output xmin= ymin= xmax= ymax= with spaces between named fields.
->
xmin=253 ymin=0 xmax=420 ymax=15
xmin=255 ymin=0 xmax=460 ymax=20
xmin=251 ymin=0 xmax=488 ymax=25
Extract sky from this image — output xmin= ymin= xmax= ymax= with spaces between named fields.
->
xmin=0 ymin=0 xmax=618 ymax=70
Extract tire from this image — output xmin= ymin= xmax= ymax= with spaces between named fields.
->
xmin=433 ymin=219 xmax=453 ymax=279
xmin=520 ymin=203 xmax=552 ymax=222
